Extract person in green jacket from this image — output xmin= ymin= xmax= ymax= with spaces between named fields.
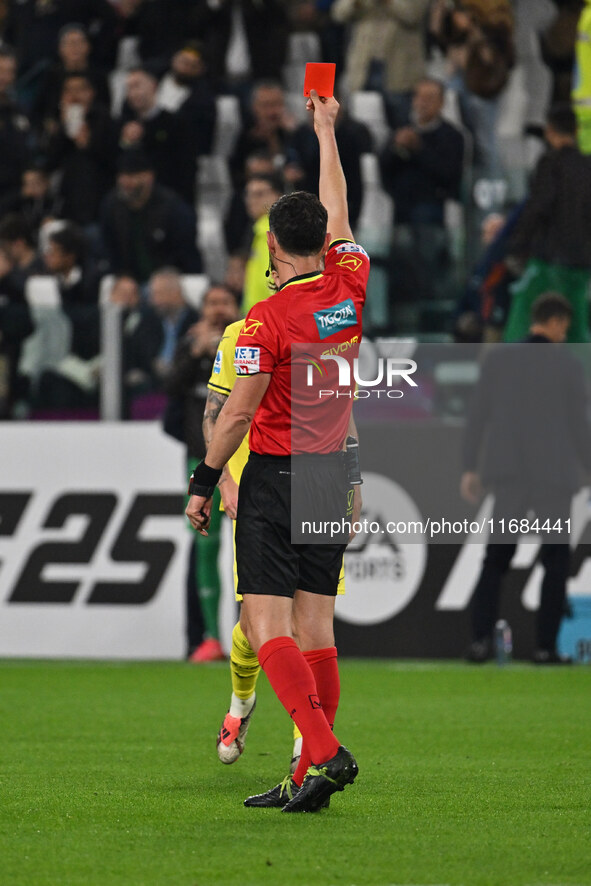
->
xmin=503 ymin=104 xmax=591 ymax=344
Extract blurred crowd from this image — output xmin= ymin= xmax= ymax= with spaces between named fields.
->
xmin=1 ymin=0 xmax=591 ymax=421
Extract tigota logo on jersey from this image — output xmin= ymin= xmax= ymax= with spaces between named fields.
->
xmin=234 ymin=346 xmax=260 ymax=375
xmin=240 ymin=319 xmax=264 ymax=336
xmin=313 ymin=298 xmax=358 ymax=340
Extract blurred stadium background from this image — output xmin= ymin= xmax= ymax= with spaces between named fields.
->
xmin=2 ymin=4 xmax=591 ymax=884
xmin=1 ymin=0 xmax=591 ymax=663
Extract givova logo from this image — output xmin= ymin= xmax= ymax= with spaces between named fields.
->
xmin=313 ymin=298 xmax=357 ymax=340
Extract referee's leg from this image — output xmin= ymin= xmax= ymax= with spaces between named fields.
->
xmin=240 ymin=593 xmax=340 ymax=773
xmin=290 ymin=590 xmax=340 ymax=789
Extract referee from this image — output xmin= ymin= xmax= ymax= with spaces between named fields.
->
xmin=186 ymin=90 xmax=369 ymax=813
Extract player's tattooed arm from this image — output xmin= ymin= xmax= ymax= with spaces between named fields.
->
xmin=203 ymin=389 xmax=227 ymax=448
xmin=203 ymin=389 xmax=239 ymax=518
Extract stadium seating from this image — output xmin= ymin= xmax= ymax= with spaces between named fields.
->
xmin=349 ymin=91 xmax=389 ymax=152
xmin=283 ymin=32 xmax=322 ymax=93
xmin=179 ymin=274 xmax=210 ymax=310
xmin=195 ymin=95 xmax=241 ymax=280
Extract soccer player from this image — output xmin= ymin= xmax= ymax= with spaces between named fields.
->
xmin=186 ymin=89 xmax=369 ymax=813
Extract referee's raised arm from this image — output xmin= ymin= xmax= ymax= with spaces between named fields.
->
xmin=306 ymin=89 xmax=354 ymax=244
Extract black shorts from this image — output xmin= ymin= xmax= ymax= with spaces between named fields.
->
xmin=235 ymin=452 xmax=349 ymax=599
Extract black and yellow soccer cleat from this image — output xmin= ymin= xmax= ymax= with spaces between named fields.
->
xmin=282 ymin=746 xmax=358 ymax=813
xmin=244 ymin=775 xmax=299 ymax=808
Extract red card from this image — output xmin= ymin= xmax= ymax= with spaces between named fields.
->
xmin=303 ymin=63 xmax=336 ymax=98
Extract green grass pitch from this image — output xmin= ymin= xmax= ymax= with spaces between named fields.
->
xmin=1 ymin=659 xmax=590 ymax=886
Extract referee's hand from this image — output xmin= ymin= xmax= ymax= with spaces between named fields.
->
xmin=186 ymin=494 xmax=212 ymax=536
xmin=306 ymin=89 xmax=339 ymax=130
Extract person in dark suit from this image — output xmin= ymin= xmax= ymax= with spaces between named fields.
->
xmin=379 ymin=77 xmax=464 ymax=229
xmin=379 ymin=77 xmax=464 ymax=310
xmin=0 ymin=46 xmax=32 ymax=204
xmin=100 ymin=151 xmax=202 ymax=283
xmin=461 ymin=292 xmax=591 ymax=663
xmin=117 ymin=66 xmax=208 ymax=205
xmin=192 ymin=0 xmax=289 ymax=86
xmin=33 ymin=24 xmax=111 ymax=134
xmin=34 ymin=223 xmax=102 ymax=411
xmin=45 ymin=73 xmax=117 ymax=226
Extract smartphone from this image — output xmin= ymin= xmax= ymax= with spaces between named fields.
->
xmin=64 ymin=103 xmax=85 ymax=138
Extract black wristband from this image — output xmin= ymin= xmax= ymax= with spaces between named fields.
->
xmin=345 ymin=435 xmax=363 ymax=485
xmin=188 ymin=460 xmax=223 ymax=498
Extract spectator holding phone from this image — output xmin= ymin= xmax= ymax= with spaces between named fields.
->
xmin=45 ymin=74 xmax=117 ymax=226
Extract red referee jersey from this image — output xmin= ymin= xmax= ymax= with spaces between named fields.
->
xmin=234 ymin=238 xmax=370 ymax=455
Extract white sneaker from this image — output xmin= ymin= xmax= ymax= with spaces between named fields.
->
xmin=216 ymin=697 xmax=256 ymax=764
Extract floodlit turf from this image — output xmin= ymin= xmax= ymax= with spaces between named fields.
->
xmin=1 ymin=660 xmax=590 ymax=886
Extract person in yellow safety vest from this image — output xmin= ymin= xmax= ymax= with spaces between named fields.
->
xmin=241 ymin=173 xmax=283 ymax=315
xmin=573 ymin=0 xmax=591 ymax=155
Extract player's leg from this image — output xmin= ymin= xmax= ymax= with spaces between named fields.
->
xmin=191 ymin=487 xmax=225 ymax=661
xmin=216 ymin=515 xmax=302 ymax=768
xmin=217 ymin=518 xmax=261 ymax=762
xmin=217 ymin=620 xmax=260 ymax=762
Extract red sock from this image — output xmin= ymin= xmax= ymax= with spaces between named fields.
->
xmin=294 ymin=646 xmax=340 ymax=786
xmin=258 ymin=637 xmax=340 ymax=768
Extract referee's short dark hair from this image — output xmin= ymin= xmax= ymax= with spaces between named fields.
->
xmin=269 ymin=191 xmax=328 ymax=256
xmin=531 ymin=292 xmax=573 ymax=325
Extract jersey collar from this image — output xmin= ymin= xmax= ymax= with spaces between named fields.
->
xmin=278 ymin=270 xmax=323 ymax=291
